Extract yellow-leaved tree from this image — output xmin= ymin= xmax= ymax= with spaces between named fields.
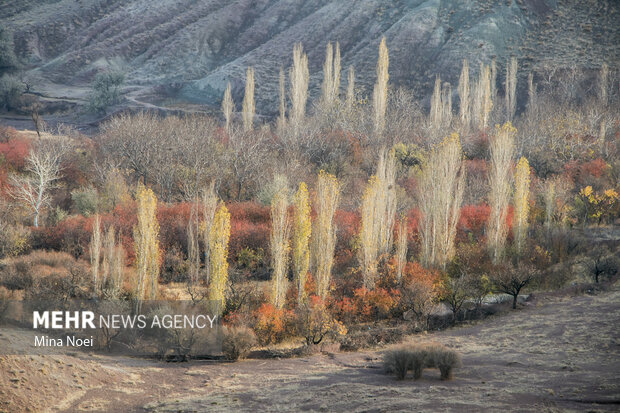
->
xmin=134 ymin=184 xmax=160 ymax=311
xmin=292 ymin=182 xmax=311 ymax=305
xmin=208 ymin=202 xmax=230 ymax=313
xmin=513 ymin=157 xmax=531 ymax=254
xmin=312 ymin=171 xmax=340 ymax=298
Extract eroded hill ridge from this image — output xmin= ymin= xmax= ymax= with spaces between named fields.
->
xmin=2 ymin=0 xmax=619 ymax=113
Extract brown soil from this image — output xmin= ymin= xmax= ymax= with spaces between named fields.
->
xmin=1 ymin=284 xmax=619 ymax=412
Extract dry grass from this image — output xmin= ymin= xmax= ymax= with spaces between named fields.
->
xmin=1 ymin=282 xmax=617 ymax=412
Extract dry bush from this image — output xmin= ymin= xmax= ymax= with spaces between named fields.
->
xmin=383 ymin=343 xmax=461 ymax=380
xmin=222 ymin=325 xmax=257 ymax=361
xmin=383 ymin=347 xmax=411 ymax=379
xmin=0 ymin=220 xmax=31 ymax=259
xmin=0 ymin=250 xmax=79 ymax=291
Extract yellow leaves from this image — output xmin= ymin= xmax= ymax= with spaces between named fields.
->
xmin=208 ymin=202 xmax=230 ymax=307
xmin=293 ymin=182 xmax=311 ymax=304
xmin=494 ymin=121 xmax=517 ymax=136
xmin=581 ymin=185 xmax=593 ymax=197
xmin=603 ymin=189 xmax=618 ymax=201
xmin=581 ymin=186 xmax=618 ymax=206
xmin=513 ymin=157 xmax=530 ymax=254
xmin=440 ymin=132 xmax=462 ymax=152
xmin=134 ymin=183 xmax=160 ymax=303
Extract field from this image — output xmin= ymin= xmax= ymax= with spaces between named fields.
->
xmin=1 ymin=283 xmax=618 ymax=413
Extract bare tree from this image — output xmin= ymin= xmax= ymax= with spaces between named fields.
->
xmin=345 ymin=66 xmax=355 ymax=112
xmin=290 ymin=43 xmax=309 ymax=137
xmin=419 ymin=133 xmax=465 ymax=269
xmin=222 ymin=82 xmax=234 ymax=134
xmin=505 ymin=57 xmax=517 ymax=121
xmin=242 ymin=67 xmax=255 ymax=132
xmin=458 ymin=59 xmax=470 ymax=129
xmin=10 ymin=138 xmax=69 ymax=227
xmin=373 ymin=37 xmax=389 ymax=136
xmin=486 ymin=122 xmax=516 ymax=263
xmin=490 ymin=263 xmax=538 ymax=309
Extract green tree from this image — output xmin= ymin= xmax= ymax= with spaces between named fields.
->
xmin=88 ymin=71 xmax=124 ymax=113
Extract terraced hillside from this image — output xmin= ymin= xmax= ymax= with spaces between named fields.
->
xmin=2 ymin=0 xmax=619 ymax=115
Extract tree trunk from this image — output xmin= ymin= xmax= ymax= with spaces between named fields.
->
xmin=512 ymin=294 xmax=517 ymax=309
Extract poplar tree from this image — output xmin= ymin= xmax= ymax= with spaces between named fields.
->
xmin=513 ymin=157 xmax=530 ymax=254
xmin=290 ymin=43 xmax=309 ymax=136
xmin=320 ymin=41 xmax=342 ymax=111
xmin=292 ymin=182 xmax=311 ymax=305
xmin=486 ymin=122 xmax=516 ymax=263
xmin=345 ymin=66 xmax=355 ymax=111
xmin=270 ymin=187 xmax=290 ymax=309
xmin=201 ymin=183 xmax=218 ymax=285
xmin=473 ymin=64 xmax=492 ymax=129
xmin=419 ymin=133 xmax=465 ymax=269
xmin=490 ymin=57 xmax=497 ymax=101
xmin=505 ymin=57 xmax=517 ymax=121
xmin=277 ymin=67 xmax=286 ymax=132
xmin=312 ymin=171 xmax=340 ymax=298
xmin=373 ymin=37 xmax=389 ymax=136
xmin=242 ymin=67 xmax=255 ymax=132
xmin=430 ymin=74 xmax=442 ymax=128
xmin=221 ymin=82 xmax=233 ymax=134
xmin=90 ymin=214 xmax=102 ymax=295
xmin=395 ymin=217 xmax=408 ymax=284
xmin=544 ymin=179 xmax=556 ymax=230
xmin=599 ymin=63 xmax=608 ymax=106
xmin=134 ymin=184 xmax=161 ymax=310
xmin=442 ymin=82 xmax=452 ymax=126
xmin=458 ymin=59 xmax=470 ymax=129
xmin=208 ymin=202 xmax=230 ymax=312
xmin=359 ymin=149 xmax=396 ymax=289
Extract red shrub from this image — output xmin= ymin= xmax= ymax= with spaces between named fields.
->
xmin=0 ymin=137 xmax=30 ymax=170
xmin=228 ymin=202 xmax=270 ymax=260
xmin=334 ymin=209 xmax=359 ymax=250
xmin=227 ymin=201 xmax=270 ymax=223
xmin=157 ymin=202 xmax=192 ymax=254
xmin=32 ymin=215 xmax=93 ymax=258
xmin=32 ymin=203 xmax=138 ymax=262
xmin=458 ymin=203 xmax=490 ymax=241
xmin=563 ymin=158 xmax=608 ymax=187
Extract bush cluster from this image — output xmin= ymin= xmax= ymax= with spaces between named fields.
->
xmin=383 ymin=343 xmax=461 ymax=380
xmin=222 ymin=325 xmax=257 ymax=360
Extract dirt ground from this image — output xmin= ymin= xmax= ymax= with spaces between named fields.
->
xmin=1 ymin=284 xmax=619 ymax=413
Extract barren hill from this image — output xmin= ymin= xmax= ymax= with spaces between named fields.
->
xmin=2 ymin=0 xmax=619 ymax=116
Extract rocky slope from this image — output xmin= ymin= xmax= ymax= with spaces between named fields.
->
xmin=2 ymin=0 xmax=619 ymax=115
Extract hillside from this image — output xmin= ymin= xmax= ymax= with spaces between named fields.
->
xmin=1 ymin=0 xmax=618 ymax=117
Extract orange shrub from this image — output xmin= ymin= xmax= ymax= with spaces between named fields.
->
xmin=253 ymin=303 xmax=294 ymax=345
xmin=295 ymin=295 xmax=346 ymax=345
